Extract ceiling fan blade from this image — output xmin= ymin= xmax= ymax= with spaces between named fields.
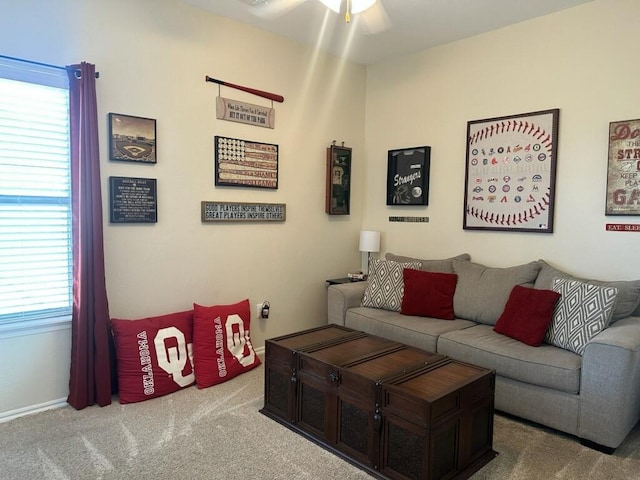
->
xmin=359 ymin=1 xmax=391 ymax=34
xmin=248 ymin=0 xmax=308 ymax=19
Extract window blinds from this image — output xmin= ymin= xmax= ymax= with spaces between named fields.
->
xmin=0 ymin=57 xmax=71 ymax=325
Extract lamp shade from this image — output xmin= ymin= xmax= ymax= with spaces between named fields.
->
xmin=359 ymin=230 xmax=380 ymax=253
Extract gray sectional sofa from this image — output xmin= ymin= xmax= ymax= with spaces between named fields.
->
xmin=327 ymin=253 xmax=640 ymax=452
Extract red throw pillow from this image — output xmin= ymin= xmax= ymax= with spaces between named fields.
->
xmin=193 ymin=299 xmax=261 ymax=389
xmin=111 ymin=310 xmax=195 ymax=404
xmin=494 ymin=285 xmax=561 ymax=346
xmin=401 ymin=269 xmax=458 ymax=320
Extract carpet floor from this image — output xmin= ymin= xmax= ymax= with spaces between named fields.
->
xmin=1 ymin=364 xmax=639 ymax=479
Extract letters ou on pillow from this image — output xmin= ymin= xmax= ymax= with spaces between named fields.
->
xmin=192 ymin=299 xmax=261 ymax=389
xmin=111 ymin=310 xmax=195 ymax=404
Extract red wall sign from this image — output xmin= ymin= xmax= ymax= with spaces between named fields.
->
xmin=606 ymin=223 xmax=640 ymax=232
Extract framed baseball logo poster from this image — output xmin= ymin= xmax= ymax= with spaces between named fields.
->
xmin=463 ymin=109 xmax=559 ymax=233
xmin=605 ymin=119 xmax=640 ymax=215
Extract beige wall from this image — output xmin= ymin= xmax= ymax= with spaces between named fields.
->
xmin=1 ymin=0 xmax=639 ymax=418
xmin=364 ymin=0 xmax=640 ymax=280
xmin=0 ymin=0 xmax=366 ymax=417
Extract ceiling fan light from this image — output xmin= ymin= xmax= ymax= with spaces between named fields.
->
xmin=318 ymin=0 xmax=341 ymax=13
xmin=351 ymin=0 xmax=376 ymax=14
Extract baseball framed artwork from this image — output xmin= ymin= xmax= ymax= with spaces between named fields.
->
xmin=214 ymin=136 xmax=278 ymax=189
xmin=463 ymin=109 xmax=559 ymax=233
xmin=108 ymin=113 xmax=157 ymax=163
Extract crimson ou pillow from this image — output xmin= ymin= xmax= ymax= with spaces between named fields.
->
xmin=111 ymin=310 xmax=195 ymax=404
xmin=193 ymin=299 xmax=261 ymax=388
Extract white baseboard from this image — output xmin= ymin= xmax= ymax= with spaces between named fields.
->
xmin=1 ymin=347 xmax=267 ymax=424
xmin=0 ymin=397 xmax=68 ymax=423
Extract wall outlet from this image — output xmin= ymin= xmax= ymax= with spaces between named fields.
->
xmin=255 ymin=302 xmax=263 ymax=319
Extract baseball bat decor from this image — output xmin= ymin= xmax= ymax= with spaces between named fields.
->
xmin=205 ymin=76 xmax=284 ymax=103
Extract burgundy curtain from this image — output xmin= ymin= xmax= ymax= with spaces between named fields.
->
xmin=66 ymin=62 xmax=112 ymax=409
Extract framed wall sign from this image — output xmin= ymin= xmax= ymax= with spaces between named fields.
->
xmin=109 ymin=176 xmax=157 ymax=223
xmin=214 ymin=136 xmax=278 ymax=189
xmin=386 ymin=146 xmax=430 ymax=206
xmin=606 ymin=118 xmax=640 ymax=215
xmin=325 ymin=144 xmax=352 ymax=215
xmin=108 ymin=113 xmax=157 ymax=163
xmin=463 ymin=109 xmax=559 ymax=233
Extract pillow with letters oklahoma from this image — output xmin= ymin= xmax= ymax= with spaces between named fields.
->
xmin=192 ymin=299 xmax=261 ymax=388
xmin=111 ymin=310 xmax=195 ymax=404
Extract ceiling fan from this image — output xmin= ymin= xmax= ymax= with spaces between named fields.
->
xmin=238 ymin=0 xmax=391 ymax=34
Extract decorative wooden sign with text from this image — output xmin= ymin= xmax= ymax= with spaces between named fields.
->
xmin=201 ymin=201 xmax=286 ymax=222
xmin=606 ymin=223 xmax=640 ymax=232
xmin=606 ymin=119 xmax=640 ymax=215
xmin=216 ymin=97 xmax=275 ymax=129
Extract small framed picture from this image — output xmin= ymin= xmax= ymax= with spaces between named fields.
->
xmin=108 ymin=113 xmax=157 ymax=163
xmin=325 ymin=144 xmax=352 ymax=215
xmin=386 ymin=146 xmax=431 ymax=205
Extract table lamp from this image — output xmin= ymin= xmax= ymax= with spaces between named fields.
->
xmin=359 ymin=230 xmax=380 ymax=274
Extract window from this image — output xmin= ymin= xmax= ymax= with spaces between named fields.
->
xmin=0 ymin=56 xmax=72 ymax=335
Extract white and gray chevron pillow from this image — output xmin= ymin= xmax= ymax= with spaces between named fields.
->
xmin=362 ymin=259 xmax=421 ymax=312
xmin=545 ymin=277 xmax=618 ymax=355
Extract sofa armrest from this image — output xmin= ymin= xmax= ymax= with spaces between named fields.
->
xmin=327 ymin=282 xmax=367 ymax=326
xmin=578 ymin=316 xmax=640 ymax=448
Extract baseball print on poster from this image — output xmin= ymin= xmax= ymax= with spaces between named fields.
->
xmin=605 ymin=119 xmax=640 ymax=215
xmin=463 ymin=109 xmax=559 ymax=233
xmin=214 ymin=136 xmax=278 ymax=189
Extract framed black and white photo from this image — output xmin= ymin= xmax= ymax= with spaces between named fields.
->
xmin=108 ymin=113 xmax=157 ymax=163
xmin=386 ymin=146 xmax=430 ymax=206
xmin=464 ymin=109 xmax=559 ymax=233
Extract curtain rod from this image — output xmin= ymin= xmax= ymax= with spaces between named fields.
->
xmin=0 ymin=54 xmax=100 ymax=78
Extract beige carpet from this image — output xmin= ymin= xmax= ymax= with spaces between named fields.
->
xmin=1 ymin=364 xmax=639 ymax=479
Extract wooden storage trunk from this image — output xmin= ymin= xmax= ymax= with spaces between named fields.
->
xmin=261 ymin=325 xmax=496 ymax=480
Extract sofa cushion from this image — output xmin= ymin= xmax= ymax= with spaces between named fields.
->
xmin=362 ymin=259 xmax=421 ymax=312
xmin=401 ymin=269 xmax=457 ymax=319
xmin=345 ymin=306 xmax=476 ymax=353
xmin=438 ymin=324 xmax=582 ymax=394
xmin=535 ymin=259 xmax=640 ymax=322
xmin=192 ymin=299 xmax=261 ymax=388
xmin=545 ymin=278 xmax=618 ymax=355
xmin=385 ymin=252 xmax=471 ymax=273
xmin=494 ymin=285 xmax=561 ymax=346
xmin=110 ymin=310 xmax=195 ymax=404
xmin=452 ymin=259 xmax=541 ymax=325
